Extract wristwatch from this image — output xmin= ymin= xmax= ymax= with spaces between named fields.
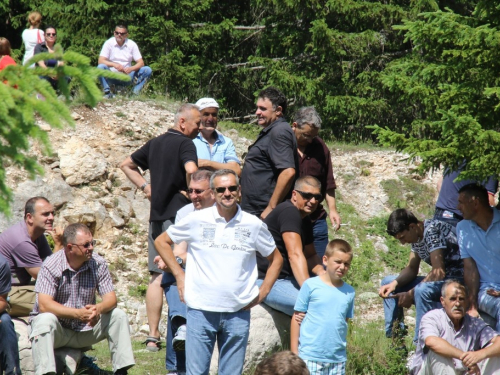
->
xmin=140 ymin=182 xmax=148 ymax=191
xmin=175 ymin=256 xmax=185 ymax=268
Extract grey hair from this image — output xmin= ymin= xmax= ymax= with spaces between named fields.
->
xmin=191 ymin=169 xmax=214 ymax=182
xmin=293 ymin=106 xmax=322 ymax=129
xmin=441 ymin=279 xmax=467 ymax=298
xmin=294 ymin=176 xmax=321 ymax=191
xmin=63 ymin=223 xmax=92 ymax=247
xmin=174 ymin=103 xmax=200 ymax=126
xmin=210 ymin=169 xmax=239 ymax=189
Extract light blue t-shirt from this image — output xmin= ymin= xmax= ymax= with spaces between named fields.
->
xmin=294 ymin=276 xmax=355 ymax=363
xmin=193 ymin=131 xmax=240 ymax=164
xmin=457 ymin=208 xmax=500 ymax=290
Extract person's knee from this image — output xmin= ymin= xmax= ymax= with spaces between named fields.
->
xmin=140 ymin=66 xmax=152 ymax=77
xmin=97 ymin=64 xmax=110 ymax=70
xmin=381 ymin=275 xmax=397 ymax=287
xmin=35 ymin=312 xmax=59 ymax=327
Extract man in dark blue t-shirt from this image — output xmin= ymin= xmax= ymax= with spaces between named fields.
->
xmin=0 ymin=254 xmax=21 ymax=374
xmin=256 ymin=176 xmax=325 ymax=316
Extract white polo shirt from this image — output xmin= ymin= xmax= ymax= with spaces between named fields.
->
xmin=167 ymin=205 xmax=276 ymax=312
xmin=99 ymin=37 xmax=142 ymax=72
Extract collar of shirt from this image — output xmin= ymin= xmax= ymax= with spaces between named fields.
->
xmin=469 ymin=208 xmax=500 ymax=232
xmin=259 ymin=117 xmax=287 ymax=135
xmin=113 ymin=38 xmax=129 ymax=48
xmin=197 ymin=131 xmax=221 ymax=144
xmin=59 ymin=250 xmax=91 ymax=274
xmin=443 ymin=309 xmax=468 ymax=336
xmin=211 ymin=204 xmax=242 ymax=224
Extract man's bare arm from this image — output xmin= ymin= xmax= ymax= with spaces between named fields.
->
xmin=197 ymin=160 xmax=241 ymax=176
xmin=303 ymin=243 xmax=325 ymax=276
xmin=38 ymin=293 xmax=98 ymax=322
xmin=120 ymin=156 xmax=151 ymax=200
xmin=261 ymin=168 xmax=296 ymax=219
xmin=184 ymin=161 xmax=198 ymax=188
xmin=98 ymin=56 xmax=124 ymax=71
xmin=0 ymin=293 xmax=8 ymax=314
xmin=26 ymin=266 xmax=41 ymax=280
xmin=463 ymin=257 xmax=480 ymax=316
xmin=154 ymin=232 xmax=186 ymax=301
xmin=422 ymin=248 xmax=446 ymax=282
xmin=324 ymin=188 xmax=341 ymax=231
xmin=461 ymin=335 xmax=500 ymax=368
xmin=425 ymin=336 xmax=464 ymax=359
xmin=282 ymin=232 xmax=309 ymax=287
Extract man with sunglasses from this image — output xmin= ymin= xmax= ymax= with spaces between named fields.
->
xmin=97 ymin=24 xmax=152 ymax=98
xmin=0 ymin=196 xmax=63 ymax=317
xmin=154 ymin=169 xmax=283 ymax=375
xmin=154 ymin=169 xmax=215 ymax=375
xmin=256 ymin=176 xmax=325 ymax=316
xmin=29 ymin=223 xmax=135 ymax=375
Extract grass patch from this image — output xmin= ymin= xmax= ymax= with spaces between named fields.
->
xmin=115 ymin=111 xmax=126 ymax=118
xmin=113 ymin=235 xmax=133 ymax=246
xmin=219 ymin=120 xmax=260 ymax=140
xmin=127 ymin=272 xmax=149 ymax=297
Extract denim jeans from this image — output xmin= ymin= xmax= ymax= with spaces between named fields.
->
xmin=256 ymin=277 xmax=299 ymax=316
xmin=186 ymin=308 xmax=250 ymax=375
xmin=381 ymin=275 xmax=445 ymax=343
xmin=162 ymin=273 xmax=187 ymax=373
xmin=97 ymin=64 xmax=152 ymax=94
xmin=478 ymin=287 xmax=500 ymax=331
xmin=0 ymin=312 xmax=22 ymax=375
xmin=312 ymin=217 xmax=329 ymax=258
xmin=433 ymin=208 xmax=462 ymax=228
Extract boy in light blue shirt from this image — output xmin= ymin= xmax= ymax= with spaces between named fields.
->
xmin=291 ymin=239 xmax=355 ymax=375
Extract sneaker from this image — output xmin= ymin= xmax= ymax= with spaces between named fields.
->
xmin=103 ymin=92 xmax=115 ymax=99
xmin=406 ymin=350 xmax=415 ymax=370
xmin=78 ymin=354 xmax=113 ymax=375
xmin=172 ymin=324 xmax=186 ymax=351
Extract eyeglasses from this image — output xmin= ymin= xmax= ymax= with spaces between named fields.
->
xmin=295 ymin=190 xmax=322 ymax=201
xmin=114 ymin=31 xmax=127 ymax=36
xmin=71 ymin=240 xmax=96 ymax=249
xmin=187 ymin=188 xmax=206 ymax=195
xmin=46 ymin=33 xmax=57 ymax=37
xmin=214 ymin=185 xmax=238 ymax=194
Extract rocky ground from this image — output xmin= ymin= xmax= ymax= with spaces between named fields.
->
xmin=3 ymin=98 xmax=441 ymax=337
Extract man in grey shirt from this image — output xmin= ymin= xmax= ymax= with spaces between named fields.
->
xmin=411 ymin=280 xmax=500 ymax=375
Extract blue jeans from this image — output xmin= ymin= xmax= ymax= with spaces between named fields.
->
xmin=433 ymin=208 xmax=462 ymax=227
xmin=0 ymin=312 xmax=22 ymax=375
xmin=381 ymin=275 xmax=444 ymax=343
xmin=478 ymin=287 xmax=500 ymax=332
xmin=256 ymin=277 xmax=299 ymax=316
xmin=312 ymin=217 xmax=329 ymax=258
xmin=97 ymin=64 xmax=152 ymax=94
xmin=186 ymin=308 xmax=250 ymax=375
xmin=162 ymin=272 xmax=187 ymax=372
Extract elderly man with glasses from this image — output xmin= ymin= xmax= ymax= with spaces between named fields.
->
xmin=29 ymin=223 xmax=135 ymax=375
xmin=154 ymin=169 xmax=283 ymax=375
xmin=255 ymin=175 xmax=326 ymax=317
xmin=97 ymin=24 xmax=152 ymax=98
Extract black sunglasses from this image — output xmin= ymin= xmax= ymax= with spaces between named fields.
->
xmin=215 ymin=185 xmax=238 ymax=194
xmin=114 ymin=31 xmax=127 ymax=36
xmin=187 ymin=188 xmax=206 ymax=195
xmin=46 ymin=33 xmax=57 ymax=37
xmin=295 ymin=190 xmax=322 ymax=201
xmin=71 ymin=240 xmax=96 ymax=249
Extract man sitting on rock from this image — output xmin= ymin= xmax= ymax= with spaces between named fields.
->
xmin=0 ymin=196 xmax=63 ymax=317
xmin=97 ymin=24 xmax=152 ymax=98
xmin=256 ymin=176 xmax=325 ymax=316
xmin=29 ymin=223 xmax=135 ymax=375
xmin=410 ymin=280 xmax=500 ymax=375
xmin=193 ymin=98 xmax=241 ymax=176
xmin=0 ymin=253 xmax=22 ymax=375
xmin=379 ymin=208 xmax=463 ymax=344
xmin=155 ymin=168 xmax=215 ymax=375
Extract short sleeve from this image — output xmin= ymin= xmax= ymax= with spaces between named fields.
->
xmin=485 ymin=177 xmax=498 ymax=194
xmin=167 ymin=216 xmax=193 ymax=244
xmin=35 ymin=263 xmax=58 ymax=297
xmin=347 ymin=290 xmax=355 ymax=319
xmin=268 ymin=131 xmax=296 ymax=170
xmin=294 ymin=280 xmax=311 ymax=312
xmin=99 ymin=39 xmax=111 ymax=58
xmin=179 ymin=139 xmax=198 ymax=166
xmin=131 ymin=140 xmax=151 ymax=171
xmin=223 ymin=139 xmax=241 ymax=164
xmin=456 ymin=222 xmax=471 ymax=259
xmin=0 ymin=259 xmax=11 ymax=296
xmin=423 ymin=221 xmax=447 ymax=253
xmin=419 ymin=312 xmax=442 ymax=343
xmin=11 ymin=241 xmax=45 ymax=268
xmin=277 ymin=205 xmax=303 ymax=235
xmin=255 ymin=222 xmax=276 ymax=258
xmin=96 ymin=260 xmax=114 ymax=296
xmin=34 ymin=43 xmax=43 ymax=55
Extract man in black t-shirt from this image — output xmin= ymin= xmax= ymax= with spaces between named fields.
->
xmin=256 ymin=176 xmax=325 ymax=316
xmin=120 ymin=103 xmax=200 ymax=351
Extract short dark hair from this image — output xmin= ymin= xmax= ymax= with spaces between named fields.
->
xmin=63 ymin=223 xmax=92 ymax=247
xmin=210 ymin=169 xmax=239 ymax=189
xmin=24 ymin=197 xmax=50 ymax=219
xmin=254 ymin=351 xmax=310 ymax=375
xmin=44 ymin=25 xmax=57 ymax=33
xmin=258 ymin=87 xmax=287 ymax=114
xmin=0 ymin=37 xmax=12 ymax=56
xmin=115 ymin=24 xmax=128 ymax=32
xmin=325 ymin=239 xmax=353 ymax=258
xmin=386 ymin=208 xmax=419 ymax=236
xmin=458 ymin=183 xmax=489 ymax=207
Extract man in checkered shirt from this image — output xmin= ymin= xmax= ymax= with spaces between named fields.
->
xmin=29 ymin=223 xmax=135 ymax=375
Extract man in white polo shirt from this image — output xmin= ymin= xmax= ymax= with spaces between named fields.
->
xmin=154 ymin=169 xmax=283 ymax=375
xmin=97 ymin=24 xmax=152 ymax=98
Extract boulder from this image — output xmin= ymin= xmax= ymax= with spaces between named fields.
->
xmin=58 ymin=198 xmax=107 ymax=234
xmin=208 ymin=304 xmax=290 ymax=374
xmin=59 ymin=137 xmax=108 ymax=186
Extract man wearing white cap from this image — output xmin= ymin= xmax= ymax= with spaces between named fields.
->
xmin=194 ymin=98 xmax=241 ymax=176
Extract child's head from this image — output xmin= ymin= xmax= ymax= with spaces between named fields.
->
xmin=323 ymin=239 xmax=353 ymax=279
xmin=254 ymin=351 xmax=310 ymax=375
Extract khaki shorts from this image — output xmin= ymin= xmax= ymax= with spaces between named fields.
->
xmin=8 ymin=285 xmax=36 ymax=317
